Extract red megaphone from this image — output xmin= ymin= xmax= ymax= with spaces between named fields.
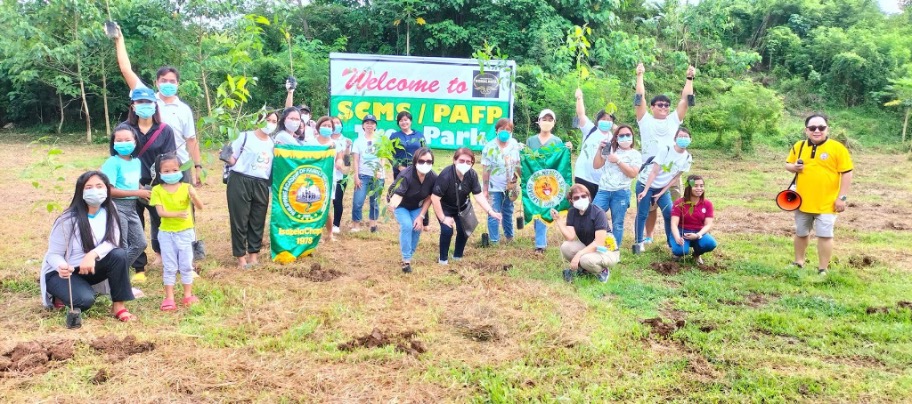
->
xmin=776 ymin=189 xmax=802 ymax=211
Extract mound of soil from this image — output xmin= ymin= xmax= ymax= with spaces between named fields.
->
xmin=451 ymin=319 xmax=503 ymax=342
xmin=697 ymin=262 xmax=726 ymax=273
xmin=479 ymin=263 xmax=512 ymax=275
xmin=651 ymin=262 xmax=683 ymax=275
xmin=338 ymin=328 xmax=426 ymax=356
xmin=284 ymin=263 xmax=343 ymax=282
xmin=92 ymin=368 xmax=110 ymax=384
xmin=0 ymin=339 xmax=75 ymax=374
xmin=89 ymin=335 xmax=154 ymax=361
xmin=848 ymin=255 xmax=877 ymax=268
xmin=866 ymin=301 xmax=912 ymax=315
xmin=641 ymin=317 xmax=686 ymax=339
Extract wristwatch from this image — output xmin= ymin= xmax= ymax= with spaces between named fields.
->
xmin=839 ymin=195 xmax=847 ymax=202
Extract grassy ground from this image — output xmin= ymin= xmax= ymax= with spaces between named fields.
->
xmin=1 ymin=139 xmax=911 ymax=402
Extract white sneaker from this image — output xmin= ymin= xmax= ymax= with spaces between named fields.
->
xmin=332 ymin=226 xmax=341 ymax=234
xmin=452 ymin=256 xmax=462 ymax=262
xmin=131 ymin=287 xmax=145 ymax=299
xmin=439 ymin=259 xmax=448 ymax=265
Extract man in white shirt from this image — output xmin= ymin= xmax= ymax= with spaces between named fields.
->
xmin=634 ymin=62 xmax=695 ymax=244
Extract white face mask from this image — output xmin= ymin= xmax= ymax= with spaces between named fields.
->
xmin=83 ymin=188 xmax=107 ymax=207
xmin=572 ymin=196 xmax=590 ymax=212
xmin=301 ymin=114 xmax=311 ymax=123
xmin=416 ymin=163 xmax=433 ymax=174
xmin=455 ymin=163 xmax=472 ymax=175
xmin=285 ymin=119 xmax=301 ymax=133
xmin=264 ymin=122 xmax=277 ymax=133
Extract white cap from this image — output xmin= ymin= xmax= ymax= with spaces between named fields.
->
xmin=538 ymin=109 xmax=556 ymax=120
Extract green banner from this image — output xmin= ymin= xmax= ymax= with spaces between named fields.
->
xmin=520 ymin=145 xmax=572 ymax=225
xmin=270 ymin=144 xmax=336 ymax=263
xmin=330 ymin=95 xmax=510 ymax=151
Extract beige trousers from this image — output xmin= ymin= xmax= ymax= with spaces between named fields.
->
xmin=560 ymin=240 xmax=619 ymax=274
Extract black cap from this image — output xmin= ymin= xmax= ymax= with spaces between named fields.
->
xmin=362 ymin=114 xmax=378 ymax=124
xmin=298 ymin=104 xmax=311 ymax=113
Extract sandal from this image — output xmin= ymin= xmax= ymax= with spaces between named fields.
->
xmin=182 ymin=296 xmax=200 ymax=306
xmin=52 ymin=297 xmax=65 ymax=309
xmin=114 ymin=309 xmax=136 ymax=322
xmin=160 ymin=299 xmax=177 ymax=311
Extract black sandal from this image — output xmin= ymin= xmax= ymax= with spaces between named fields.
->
xmin=401 ymin=262 xmax=412 ymax=274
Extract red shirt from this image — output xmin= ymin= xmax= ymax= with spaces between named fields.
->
xmin=672 ymin=198 xmax=714 ymax=232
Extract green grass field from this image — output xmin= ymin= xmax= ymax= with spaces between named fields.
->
xmin=1 ymin=139 xmax=911 ymax=402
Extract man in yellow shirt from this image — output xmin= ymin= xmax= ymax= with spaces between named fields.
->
xmin=784 ymin=114 xmax=853 ymax=275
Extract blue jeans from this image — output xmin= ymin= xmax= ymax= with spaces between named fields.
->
xmin=534 ymin=219 xmax=548 ymax=249
xmin=352 ymin=175 xmax=383 ymax=222
xmin=635 ymin=181 xmax=673 ymax=245
xmin=670 ymin=231 xmax=718 ymax=257
xmin=593 ymin=188 xmax=631 ymax=249
xmin=488 ymin=191 xmax=514 ymax=243
xmin=395 ymin=207 xmax=423 ymax=261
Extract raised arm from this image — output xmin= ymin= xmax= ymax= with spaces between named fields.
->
xmin=111 ymin=25 xmax=141 ymax=90
xmin=575 ymin=88 xmax=589 ymax=128
xmin=635 ymin=63 xmax=647 ymax=121
xmin=676 ymin=65 xmax=696 ymax=121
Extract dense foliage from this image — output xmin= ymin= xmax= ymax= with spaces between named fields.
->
xmin=0 ymin=0 xmax=909 ymax=151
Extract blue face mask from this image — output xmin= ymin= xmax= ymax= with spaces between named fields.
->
xmin=113 ymin=141 xmax=136 ymax=156
xmin=134 ymin=103 xmax=156 ymax=119
xmin=319 ymin=127 xmax=333 ymax=137
xmin=497 ymin=130 xmax=511 ymax=143
xmin=160 ymin=172 xmax=183 ymax=184
xmin=676 ymin=137 xmax=692 ymax=149
xmin=159 ymin=83 xmax=178 ymax=97
xmin=598 ymin=120 xmax=613 ymax=132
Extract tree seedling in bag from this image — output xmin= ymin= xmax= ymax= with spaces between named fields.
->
xmin=65 ymin=275 xmax=82 ymax=329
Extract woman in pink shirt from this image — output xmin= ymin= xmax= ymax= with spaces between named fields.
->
xmin=670 ymin=175 xmax=717 ymax=263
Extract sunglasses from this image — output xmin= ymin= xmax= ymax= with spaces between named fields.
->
xmin=806 ymin=125 xmax=828 ymax=132
xmin=654 ymin=102 xmax=671 ymax=108
xmin=417 ymin=159 xmax=433 ymax=165
xmin=618 ymin=134 xmax=633 ymax=139
xmin=570 ymin=195 xmax=589 ymax=202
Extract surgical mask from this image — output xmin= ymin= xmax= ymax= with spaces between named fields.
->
xmin=539 ymin=121 xmax=555 ymax=132
xmin=158 ymin=83 xmax=178 ymax=97
xmin=319 ymin=127 xmax=333 ymax=137
xmin=416 ymin=163 xmax=433 ymax=174
xmin=455 ymin=163 xmax=472 ymax=175
xmin=134 ymin=103 xmax=156 ymax=119
xmin=497 ymin=130 xmax=511 ymax=143
xmin=285 ymin=119 xmax=301 ymax=133
xmin=618 ymin=135 xmax=633 ymax=147
xmin=82 ymin=188 xmax=107 ymax=207
xmin=332 ymin=124 xmax=342 ymax=134
xmin=676 ymin=137 xmax=692 ymax=149
xmin=113 ymin=141 xmax=136 ymax=156
xmin=264 ymin=122 xmax=277 ymax=133
xmin=598 ymin=120 xmax=613 ymax=132
xmin=160 ymin=172 xmax=183 ymax=184
xmin=572 ymin=196 xmax=590 ymax=212
xmin=301 ymin=114 xmax=311 ymax=123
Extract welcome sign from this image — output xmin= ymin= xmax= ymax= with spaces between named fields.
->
xmin=329 ymin=53 xmax=516 ymax=151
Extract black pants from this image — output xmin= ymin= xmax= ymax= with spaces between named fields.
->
xmin=333 ymin=181 xmax=346 ymax=227
xmin=227 ymin=172 xmax=270 ymax=257
xmin=439 ymin=214 xmax=468 ymax=261
xmin=574 ymin=177 xmax=599 ymax=200
xmin=133 ymin=200 xmax=161 ymax=271
xmin=45 ymin=248 xmax=134 ymax=311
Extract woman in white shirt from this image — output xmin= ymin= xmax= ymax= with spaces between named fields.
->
xmin=272 ymin=107 xmax=304 ymax=145
xmin=226 ymin=111 xmax=277 ymax=269
xmin=592 ymin=124 xmax=642 ymax=250
xmin=41 ymin=171 xmax=136 ymax=322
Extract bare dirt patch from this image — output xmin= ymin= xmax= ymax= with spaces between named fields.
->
xmin=641 ymin=317 xmax=686 ymax=339
xmin=0 ymin=339 xmax=75 ymax=374
xmin=720 ymin=292 xmax=776 ymax=308
xmin=337 ymin=328 xmax=427 ymax=356
xmin=91 ymin=368 xmax=111 ymax=384
xmin=282 ymin=263 xmax=343 ymax=282
xmin=89 ymin=335 xmax=155 ymax=361
xmin=651 ymin=261 xmax=683 ymax=275
xmin=444 ymin=303 xmax=505 ymax=342
xmin=865 ymin=301 xmax=912 ymax=315
xmin=848 ymin=254 xmax=877 ymax=268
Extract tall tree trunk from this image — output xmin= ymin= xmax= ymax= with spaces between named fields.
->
xmin=74 ymin=12 xmax=91 ymax=142
xmin=57 ymin=93 xmax=64 ymax=134
xmin=903 ymin=107 xmax=910 ymax=144
xmin=101 ymin=57 xmax=111 ymax=135
xmin=406 ymin=23 xmax=411 ymax=56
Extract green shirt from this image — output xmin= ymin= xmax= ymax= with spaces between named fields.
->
xmin=149 ymin=183 xmax=194 ymax=232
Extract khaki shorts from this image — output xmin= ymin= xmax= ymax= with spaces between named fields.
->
xmin=650 ymin=178 xmax=683 ymax=212
xmin=795 ymin=211 xmax=837 ymax=238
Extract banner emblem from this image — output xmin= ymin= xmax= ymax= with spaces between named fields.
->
xmin=280 ymin=167 xmax=329 ymax=223
xmin=526 ymin=169 xmax=568 ymax=209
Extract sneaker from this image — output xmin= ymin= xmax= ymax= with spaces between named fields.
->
xmin=597 ymin=269 xmax=610 ymax=283
xmin=402 ymin=263 xmax=412 ymax=274
xmin=789 ymin=261 xmax=805 ymax=269
xmin=133 ymin=272 xmax=147 ymax=283
xmin=370 ymin=226 xmax=378 ymax=233
xmin=562 ymin=269 xmax=573 ymax=283
xmin=439 ymin=259 xmax=449 ymax=265
xmin=534 ymin=248 xmax=545 ymax=255
xmin=643 ymin=237 xmax=653 ymax=245
xmin=695 ymin=256 xmax=704 ymax=265
xmin=818 ymin=268 xmax=828 ymax=276
xmin=632 ymin=243 xmax=644 ymax=255
xmin=332 ymin=226 xmax=341 ymax=234
xmin=452 ymin=256 xmax=462 ymax=262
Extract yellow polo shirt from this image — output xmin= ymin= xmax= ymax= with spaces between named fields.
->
xmin=786 ymin=139 xmax=853 ymax=214
xmin=149 ymin=183 xmax=195 ymax=232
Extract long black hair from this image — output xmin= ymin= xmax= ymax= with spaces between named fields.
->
xmin=274 ymin=107 xmax=301 ymax=136
xmin=107 ymin=122 xmax=140 ymax=157
xmin=57 ymin=171 xmax=122 ymax=252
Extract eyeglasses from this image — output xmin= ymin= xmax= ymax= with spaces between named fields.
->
xmin=654 ymin=102 xmax=671 ymax=108
xmin=570 ymin=195 xmax=589 ymax=202
xmin=806 ymin=125 xmax=828 ymax=132
xmin=455 ymin=159 xmax=474 ymax=165
xmin=417 ymin=159 xmax=433 ymax=165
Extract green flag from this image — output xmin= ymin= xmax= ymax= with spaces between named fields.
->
xmin=520 ymin=144 xmax=572 ymax=225
xmin=270 ymin=144 xmax=336 ymax=263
